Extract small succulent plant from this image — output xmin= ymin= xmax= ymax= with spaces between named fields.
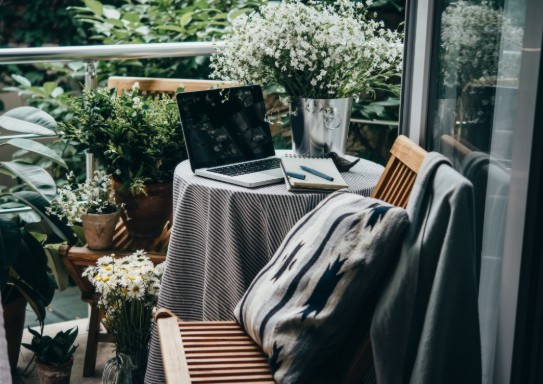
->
xmin=22 ymin=326 xmax=78 ymax=366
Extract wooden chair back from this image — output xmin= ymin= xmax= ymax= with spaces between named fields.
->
xmin=107 ymin=76 xmax=237 ymax=96
xmin=156 ymin=135 xmax=427 ymax=384
xmin=371 ymin=135 xmax=427 ymax=208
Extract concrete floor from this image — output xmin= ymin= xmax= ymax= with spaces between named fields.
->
xmin=13 ymin=318 xmax=116 ymax=384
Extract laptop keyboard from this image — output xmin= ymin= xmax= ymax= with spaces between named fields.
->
xmin=208 ymin=158 xmax=281 ymax=177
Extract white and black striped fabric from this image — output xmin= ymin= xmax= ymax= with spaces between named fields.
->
xmin=145 ymin=155 xmax=383 ymax=384
xmin=234 ymin=192 xmax=409 ymax=383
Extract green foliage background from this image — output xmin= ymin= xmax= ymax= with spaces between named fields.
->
xmin=1 ymin=0 xmax=406 ymax=167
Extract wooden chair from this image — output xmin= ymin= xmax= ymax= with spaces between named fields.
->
xmin=60 ymin=76 xmax=231 ymax=377
xmin=155 ymin=135 xmax=427 ymax=383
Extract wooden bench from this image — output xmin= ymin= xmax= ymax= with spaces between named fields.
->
xmin=156 ymin=135 xmax=427 ymax=383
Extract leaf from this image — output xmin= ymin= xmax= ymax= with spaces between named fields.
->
xmin=0 ymin=162 xmax=56 ymax=200
xmin=227 ymin=8 xmax=251 ymax=22
xmin=84 ymin=0 xmax=103 ymax=16
xmin=6 ymin=139 xmax=67 ymax=169
xmin=0 ymin=107 xmax=57 ymax=135
xmin=0 ymin=217 xmax=21 ymax=287
xmin=2 ymin=192 xmax=76 ymax=245
xmin=180 ymin=12 xmax=193 ymax=27
xmin=69 ymin=225 xmax=86 ymax=244
xmin=12 ymin=74 xmax=31 ymax=87
xmin=42 ymin=82 xmax=57 ymax=97
xmin=44 ymin=246 xmax=69 ymax=291
xmin=106 ymin=18 xmax=124 ymax=27
xmin=103 ymin=7 xmax=120 ymax=19
xmin=50 ymin=87 xmax=64 ymax=99
xmin=123 ymin=12 xmax=140 ymax=23
xmin=156 ymin=25 xmax=185 ymax=33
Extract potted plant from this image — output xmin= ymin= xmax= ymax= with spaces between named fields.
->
xmin=59 ymin=85 xmax=186 ymax=237
xmin=0 ymin=106 xmax=77 ymax=371
xmin=210 ymin=0 xmax=403 ymax=156
xmin=47 ymin=170 xmax=123 ymax=250
xmin=83 ymin=251 xmax=165 ymax=383
xmin=22 ymin=326 xmax=78 ymax=384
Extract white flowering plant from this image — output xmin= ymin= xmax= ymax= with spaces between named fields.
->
xmin=441 ymin=1 xmax=523 ymax=89
xmin=83 ymin=250 xmax=164 ymax=382
xmin=47 ymin=170 xmax=121 ymax=226
xmin=211 ymin=0 xmax=403 ymax=99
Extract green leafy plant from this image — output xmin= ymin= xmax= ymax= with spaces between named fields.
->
xmin=69 ymin=0 xmax=264 ymax=80
xmin=22 ymin=326 xmax=78 ymax=366
xmin=59 ymin=86 xmax=185 ymax=194
xmin=0 ymin=107 xmax=77 ymax=324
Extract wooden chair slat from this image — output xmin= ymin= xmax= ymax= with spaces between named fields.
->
xmin=185 ymin=346 xmax=262 ymax=353
xmin=191 ymin=378 xmax=274 ymax=384
xmin=189 ymin=363 xmax=270 ymax=370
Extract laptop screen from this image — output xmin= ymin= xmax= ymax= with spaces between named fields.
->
xmin=176 ymin=85 xmax=276 ymax=172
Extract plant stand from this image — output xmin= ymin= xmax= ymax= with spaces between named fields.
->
xmin=59 ymin=218 xmax=170 ymax=377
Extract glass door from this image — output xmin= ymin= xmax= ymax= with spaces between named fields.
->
xmin=404 ymin=0 xmax=543 ymax=382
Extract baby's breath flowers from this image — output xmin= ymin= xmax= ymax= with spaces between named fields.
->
xmin=211 ymin=0 xmax=403 ymax=99
xmin=83 ymin=251 xmax=164 ymax=382
xmin=47 ymin=170 xmax=121 ymax=225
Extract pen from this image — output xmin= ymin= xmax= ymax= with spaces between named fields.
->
xmin=300 ymin=165 xmax=334 ymax=181
xmin=286 ymin=171 xmax=306 ymax=180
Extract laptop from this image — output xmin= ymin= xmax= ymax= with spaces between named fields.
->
xmin=176 ymin=85 xmax=283 ymax=188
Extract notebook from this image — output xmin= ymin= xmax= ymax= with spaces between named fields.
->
xmin=280 ymin=155 xmax=349 ymax=192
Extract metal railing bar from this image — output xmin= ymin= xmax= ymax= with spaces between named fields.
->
xmin=351 ymin=118 xmax=399 ymax=126
xmin=0 ymin=133 xmax=56 ymax=142
xmin=0 ymin=42 xmax=223 ymax=65
xmin=0 ymin=207 xmax=33 ymax=214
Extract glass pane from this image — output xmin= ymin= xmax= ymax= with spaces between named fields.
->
xmin=427 ymin=0 xmax=526 ymax=382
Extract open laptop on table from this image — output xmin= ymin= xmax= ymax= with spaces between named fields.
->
xmin=176 ymin=85 xmax=283 ymax=188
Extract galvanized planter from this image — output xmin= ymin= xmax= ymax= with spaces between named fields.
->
xmin=290 ymin=97 xmax=353 ymax=156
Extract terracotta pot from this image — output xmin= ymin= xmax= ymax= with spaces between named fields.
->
xmin=36 ymin=358 xmax=73 ymax=384
xmin=113 ymin=181 xmax=172 ymax=238
xmin=2 ymin=289 xmax=26 ymax=371
xmin=82 ymin=211 xmax=120 ymax=250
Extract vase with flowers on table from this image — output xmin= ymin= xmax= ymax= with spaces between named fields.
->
xmin=210 ymin=0 xmax=404 ymax=157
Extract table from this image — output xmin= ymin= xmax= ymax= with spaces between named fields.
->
xmin=145 ymin=154 xmax=383 ymax=383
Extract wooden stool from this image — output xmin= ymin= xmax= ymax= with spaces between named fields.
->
xmin=59 ymin=219 xmax=170 ymax=377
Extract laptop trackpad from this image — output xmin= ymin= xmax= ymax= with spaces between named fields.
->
xmin=236 ymin=167 xmax=283 ymax=182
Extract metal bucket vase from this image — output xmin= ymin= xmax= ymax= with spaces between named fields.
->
xmin=290 ymin=97 xmax=353 ymax=156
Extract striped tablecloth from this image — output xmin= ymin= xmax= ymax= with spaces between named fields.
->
xmin=145 ymin=155 xmax=383 ymax=383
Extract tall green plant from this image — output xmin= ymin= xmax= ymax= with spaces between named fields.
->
xmin=0 ymin=107 xmax=76 ymax=324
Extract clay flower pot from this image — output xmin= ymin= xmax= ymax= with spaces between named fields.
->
xmin=36 ymin=358 xmax=73 ymax=384
xmin=114 ymin=181 xmax=172 ymax=238
xmin=82 ymin=211 xmax=120 ymax=250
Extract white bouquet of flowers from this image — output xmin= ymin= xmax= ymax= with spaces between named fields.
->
xmin=211 ymin=0 xmax=403 ymax=99
xmin=47 ymin=170 xmax=121 ymax=225
xmin=441 ymin=1 xmax=523 ymax=88
xmin=83 ymin=251 xmax=164 ymax=382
